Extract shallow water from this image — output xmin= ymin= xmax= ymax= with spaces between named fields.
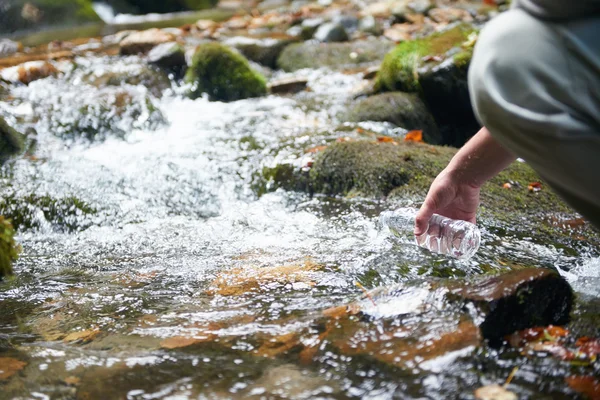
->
xmin=1 ymin=54 xmax=599 ymax=399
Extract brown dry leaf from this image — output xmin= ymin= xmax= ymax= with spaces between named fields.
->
xmin=161 ymin=333 xmax=217 ymax=349
xmin=63 ymin=329 xmax=101 ymax=344
xmin=64 ymin=376 xmax=81 ymax=386
xmin=16 ymin=61 xmax=58 ymax=85
xmin=474 ymin=384 xmax=517 ymax=400
xmin=404 ymin=130 xmax=423 ymax=143
xmin=422 ymin=55 xmax=443 ymax=63
xmin=0 ymin=357 xmax=27 ymax=380
xmin=207 ymin=259 xmax=321 ymax=296
xmin=483 ymin=0 xmax=497 ymax=5
xmin=528 ymin=182 xmax=542 ymax=192
xmin=566 ymin=376 xmax=600 ymax=400
xmin=322 ymin=303 xmax=361 ymax=319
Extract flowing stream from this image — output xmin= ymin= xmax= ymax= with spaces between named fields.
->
xmin=1 ymin=52 xmax=599 ymax=399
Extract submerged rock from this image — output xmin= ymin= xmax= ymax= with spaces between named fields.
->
xmin=277 ymin=39 xmax=393 ymax=71
xmin=0 ymin=0 xmax=101 ymax=35
xmin=268 ymin=77 xmax=308 ymax=94
xmin=184 ymin=42 xmax=267 ymax=102
xmin=317 ymin=269 xmax=572 ymax=369
xmin=82 ymin=64 xmax=172 ymax=97
xmin=377 ymin=24 xmax=479 ymax=146
xmin=48 ymin=89 xmax=165 ymax=140
xmin=344 ymin=92 xmax=440 ymax=144
xmin=0 ymin=116 xmax=26 ymax=163
xmin=0 ymin=216 xmax=19 ymax=279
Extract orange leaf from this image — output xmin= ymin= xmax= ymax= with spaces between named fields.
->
xmin=377 ymin=136 xmax=396 ymax=143
xmin=404 ymin=130 xmax=423 ymax=143
xmin=577 ymin=338 xmax=600 ymax=357
xmin=502 ymin=182 xmax=512 ymax=189
xmin=0 ymin=357 xmax=27 ymax=380
xmin=483 ymin=0 xmax=496 ymax=5
xmin=528 ymin=182 xmax=542 ymax=192
xmin=565 ymin=376 xmax=600 ymax=400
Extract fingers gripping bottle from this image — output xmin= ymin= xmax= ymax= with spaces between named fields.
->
xmin=379 ymin=207 xmax=481 ymax=260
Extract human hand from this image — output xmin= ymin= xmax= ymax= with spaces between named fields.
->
xmin=414 ymin=168 xmax=481 ymax=236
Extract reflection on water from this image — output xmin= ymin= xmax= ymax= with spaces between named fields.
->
xmin=0 ymin=54 xmax=598 ymax=399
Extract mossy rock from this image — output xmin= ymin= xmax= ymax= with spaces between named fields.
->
xmin=0 ymin=0 xmax=102 ymax=35
xmin=0 ymin=193 xmax=96 ymax=232
xmin=82 ymin=65 xmax=172 ymax=98
xmin=184 ymin=42 xmax=267 ymax=102
xmin=376 ymin=24 xmax=479 ymax=146
xmin=277 ymin=39 xmax=394 ymax=72
xmin=0 ymin=216 xmax=19 ymax=279
xmin=50 ymin=89 xmax=165 ymax=140
xmin=260 ymin=140 xmax=600 ymax=248
xmin=0 ymin=116 xmax=26 ymax=163
xmin=343 ymin=92 xmax=441 ymax=144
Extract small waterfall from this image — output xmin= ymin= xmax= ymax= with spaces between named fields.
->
xmin=92 ymin=2 xmax=116 ymax=23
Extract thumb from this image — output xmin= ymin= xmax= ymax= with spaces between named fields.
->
xmin=414 ymin=201 xmax=435 ymax=236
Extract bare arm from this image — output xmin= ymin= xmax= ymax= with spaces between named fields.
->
xmin=414 ymin=127 xmax=516 ymax=235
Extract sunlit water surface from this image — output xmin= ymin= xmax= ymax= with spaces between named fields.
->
xmin=1 ymin=55 xmax=599 ymax=399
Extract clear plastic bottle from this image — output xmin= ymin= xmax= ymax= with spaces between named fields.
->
xmin=379 ymin=207 xmax=481 ymax=260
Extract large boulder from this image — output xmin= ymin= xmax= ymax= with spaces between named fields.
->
xmin=344 ymin=92 xmax=440 ymax=144
xmin=0 ymin=116 xmax=26 ymax=164
xmin=0 ymin=217 xmax=19 ymax=279
xmin=0 ymin=0 xmax=102 ymax=35
xmin=376 ymin=24 xmax=479 ymax=146
xmin=184 ymin=42 xmax=267 ymax=102
xmin=277 ymin=39 xmax=394 ymax=72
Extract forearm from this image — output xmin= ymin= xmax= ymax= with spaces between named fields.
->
xmin=445 ymin=127 xmax=517 ymax=188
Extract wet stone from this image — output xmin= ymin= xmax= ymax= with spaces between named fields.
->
xmin=224 ymin=35 xmax=298 ymax=69
xmin=147 ymin=42 xmax=186 ymax=75
xmin=119 ymin=28 xmax=176 ymax=55
xmin=313 ymin=22 xmax=349 ymax=42
xmin=0 ymin=39 xmax=22 ymax=58
xmin=268 ymin=77 xmax=308 ymax=94
xmin=358 ymin=15 xmax=383 ymax=35
xmin=0 ymin=116 xmax=26 ymax=163
xmin=0 ymin=61 xmax=59 ymax=85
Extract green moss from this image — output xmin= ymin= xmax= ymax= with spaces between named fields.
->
xmin=277 ymin=40 xmax=394 ymax=72
xmin=376 ymin=24 xmax=475 ymax=92
xmin=0 ymin=216 xmax=20 ymax=279
xmin=184 ymin=43 xmax=267 ymax=102
xmin=453 ymin=50 xmax=473 ymax=68
xmin=0 ymin=116 xmax=26 ymax=163
xmin=0 ymin=193 xmax=96 ymax=232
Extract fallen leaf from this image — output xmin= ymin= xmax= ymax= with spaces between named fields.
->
xmin=254 ymin=332 xmax=299 ymax=358
xmin=63 ymin=329 xmax=100 ymax=343
xmin=376 ymin=136 xmax=396 ymax=144
xmin=507 ymin=325 xmax=568 ymax=347
xmin=566 ymin=376 xmax=600 ymax=400
xmin=422 ymin=55 xmax=443 ymax=63
xmin=483 ymin=0 xmax=496 ymax=5
xmin=0 ymin=357 xmax=27 ymax=380
xmin=502 ymin=182 xmax=512 ymax=189
xmin=474 ymin=384 xmax=517 ymax=400
xmin=522 ymin=341 xmax=574 ymax=360
xmin=528 ymin=182 xmax=542 ymax=192
xmin=404 ymin=130 xmax=423 ymax=143
xmin=64 ymin=376 xmax=81 ymax=386
xmin=576 ymin=338 xmax=600 ymax=358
